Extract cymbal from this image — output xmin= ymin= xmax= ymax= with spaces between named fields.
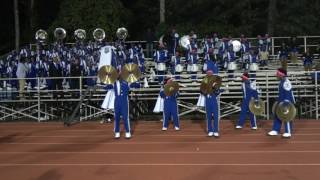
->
xmin=121 ymin=63 xmax=142 ymax=83
xmin=164 ymin=81 xmax=179 ymax=96
xmin=200 ymin=75 xmax=222 ymax=95
xmin=98 ymin=65 xmax=118 ymax=85
xmin=275 ymin=101 xmax=296 ymax=122
xmin=249 ymin=98 xmax=265 ymax=116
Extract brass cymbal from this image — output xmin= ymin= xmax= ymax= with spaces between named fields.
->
xmin=249 ymin=98 xmax=265 ymax=116
xmin=98 ymin=65 xmax=118 ymax=85
xmin=200 ymin=75 xmax=222 ymax=95
xmin=121 ymin=63 xmax=142 ymax=83
xmin=164 ymin=81 xmax=179 ymax=96
xmin=275 ymin=101 xmax=296 ymax=122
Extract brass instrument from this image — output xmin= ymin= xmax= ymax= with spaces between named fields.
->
xmin=35 ymin=29 xmax=48 ymax=43
xmin=120 ymin=63 xmax=141 ymax=83
xmin=116 ymin=27 xmax=128 ymax=40
xmin=164 ymin=81 xmax=179 ymax=96
xmin=98 ymin=65 xmax=118 ymax=85
xmin=93 ymin=28 xmax=106 ymax=42
xmin=249 ymin=98 xmax=265 ymax=116
xmin=54 ymin=27 xmax=66 ymax=40
xmin=200 ymin=75 xmax=222 ymax=95
xmin=74 ymin=29 xmax=86 ymax=41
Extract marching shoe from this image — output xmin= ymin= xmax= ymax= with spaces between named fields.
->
xmin=125 ymin=132 xmax=132 ymax=139
xmin=235 ymin=125 xmax=243 ymax=129
xmin=162 ymin=127 xmax=168 ymax=131
xmin=282 ymin=133 xmax=291 ymax=138
xmin=114 ymin=132 xmax=120 ymax=139
xmin=251 ymin=126 xmax=258 ymax=130
xmin=174 ymin=126 xmax=180 ymax=131
xmin=107 ymin=118 xmax=112 ymax=123
xmin=100 ymin=120 xmax=105 ymax=124
xmin=208 ymin=132 xmax=214 ymax=137
xmin=267 ymin=130 xmax=278 ymax=136
xmin=213 ymin=132 xmax=220 ymax=137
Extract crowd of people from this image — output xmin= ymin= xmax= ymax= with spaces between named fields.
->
xmin=0 ymin=30 xmax=318 ymax=98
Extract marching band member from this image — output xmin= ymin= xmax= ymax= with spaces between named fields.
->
xmin=248 ymin=49 xmax=258 ymax=79
xmin=172 ymin=51 xmax=182 ymax=79
xmin=160 ymin=78 xmax=180 ymax=131
xmin=113 ymin=75 xmax=132 ymax=139
xmin=240 ymin=37 xmax=251 ymax=70
xmin=168 ymin=28 xmax=179 ymax=57
xmin=226 ymin=46 xmax=236 ymax=81
xmin=204 ymin=70 xmax=223 ymax=137
xmin=187 ymin=32 xmax=198 ymax=80
xmin=268 ymin=68 xmax=295 ymax=138
xmin=154 ymin=44 xmax=168 ymax=84
xmin=236 ymin=72 xmax=259 ymax=130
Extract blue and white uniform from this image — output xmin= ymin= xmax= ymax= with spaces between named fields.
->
xmin=271 ymin=78 xmax=295 ymax=134
xmin=237 ymin=80 xmax=259 ymax=128
xmin=113 ymin=80 xmax=131 ymax=134
xmin=160 ymin=89 xmax=179 ymax=129
xmin=205 ymin=88 xmax=223 ymax=134
xmin=154 ymin=48 xmax=168 ymax=84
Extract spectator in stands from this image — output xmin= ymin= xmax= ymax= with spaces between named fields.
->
xmin=303 ymin=48 xmax=313 ymax=72
xmin=289 ymin=36 xmax=299 ymax=64
xmin=49 ymin=56 xmax=63 ymax=99
xmin=70 ymin=57 xmax=82 ymax=97
xmin=145 ymin=28 xmax=155 ymax=58
xmin=259 ymin=45 xmax=269 ymax=69
xmin=311 ymin=64 xmax=320 ymax=83
xmin=278 ymin=42 xmax=289 ymax=70
xmin=16 ymin=56 xmax=29 ymax=99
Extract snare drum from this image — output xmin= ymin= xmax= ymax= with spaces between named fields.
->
xmin=227 ymin=62 xmax=237 ymax=70
xmin=191 ymin=64 xmax=199 ymax=72
xmin=157 ymin=63 xmax=166 ymax=71
xmin=175 ymin=64 xmax=183 ymax=72
xmin=249 ymin=63 xmax=259 ymax=71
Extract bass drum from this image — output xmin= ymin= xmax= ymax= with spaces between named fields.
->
xmin=175 ymin=64 xmax=183 ymax=73
xmin=157 ymin=63 xmax=166 ymax=71
xmin=227 ymin=62 xmax=237 ymax=70
xmin=249 ymin=63 xmax=259 ymax=71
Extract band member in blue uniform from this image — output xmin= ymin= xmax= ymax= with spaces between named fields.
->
xmin=268 ymin=68 xmax=295 ymax=138
xmin=154 ymin=44 xmax=168 ymax=84
xmin=172 ymin=51 xmax=182 ymax=79
xmin=113 ymin=76 xmax=132 ymax=139
xmin=204 ymin=70 xmax=222 ymax=137
xmin=160 ymin=78 xmax=180 ymax=131
xmin=236 ymin=72 xmax=259 ymax=130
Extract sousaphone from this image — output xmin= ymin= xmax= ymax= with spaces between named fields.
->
xmin=98 ymin=65 xmax=118 ymax=85
xmin=249 ymin=98 xmax=265 ymax=116
xmin=200 ymin=75 xmax=222 ymax=95
xmin=35 ymin=29 xmax=48 ymax=43
xmin=120 ymin=63 xmax=142 ymax=83
xmin=164 ymin=81 xmax=179 ymax=96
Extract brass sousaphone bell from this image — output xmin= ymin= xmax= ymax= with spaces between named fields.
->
xmin=120 ymin=64 xmax=142 ymax=83
xmin=200 ymin=75 xmax=222 ymax=95
xmin=98 ymin=65 xmax=118 ymax=85
xmin=272 ymin=101 xmax=296 ymax=122
xmin=164 ymin=81 xmax=179 ymax=96
xmin=249 ymin=98 xmax=265 ymax=116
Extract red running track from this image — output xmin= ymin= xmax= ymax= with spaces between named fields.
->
xmin=0 ymin=120 xmax=320 ymax=180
